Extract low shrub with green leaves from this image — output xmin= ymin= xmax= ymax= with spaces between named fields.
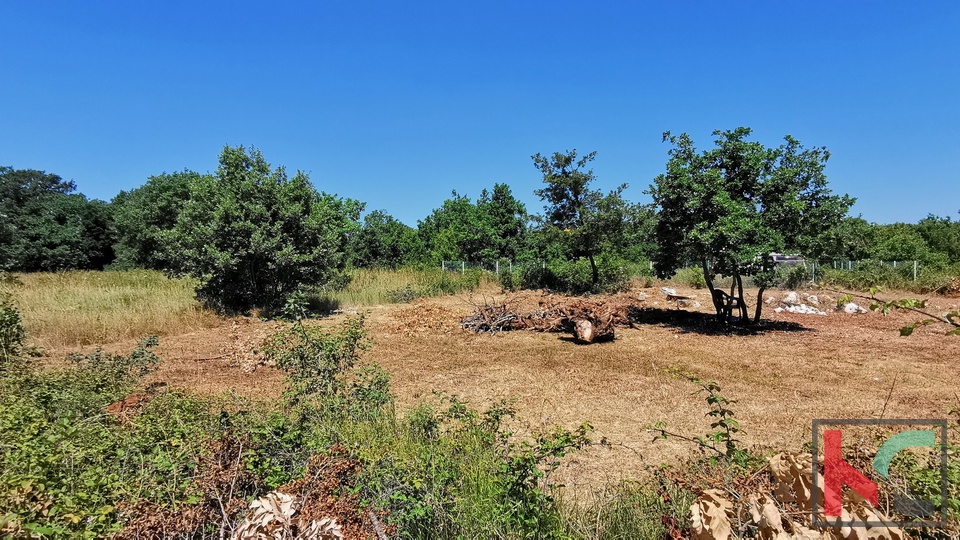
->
xmin=671 ymin=266 xmax=707 ymax=289
xmin=0 ymin=295 xmax=25 ymax=365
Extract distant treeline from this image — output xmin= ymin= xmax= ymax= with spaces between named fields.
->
xmin=2 ymin=157 xmax=958 ymax=276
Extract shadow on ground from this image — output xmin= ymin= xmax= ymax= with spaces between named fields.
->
xmin=627 ymin=307 xmax=813 ymax=336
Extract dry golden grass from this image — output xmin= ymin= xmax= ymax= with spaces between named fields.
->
xmin=1 ymin=270 xmax=221 ymax=348
xmin=316 ymin=267 xmax=496 ymax=308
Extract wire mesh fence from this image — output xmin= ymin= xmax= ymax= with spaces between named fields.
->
xmin=440 ymin=258 xmax=928 ymax=284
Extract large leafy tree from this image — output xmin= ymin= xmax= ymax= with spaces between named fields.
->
xmin=350 ymin=210 xmax=424 ymax=268
xmin=417 ymin=183 xmax=527 ymax=264
xmin=913 ymin=214 xmax=960 ymax=265
xmin=0 ymin=167 xmax=114 ymax=271
xmin=476 ymin=183 xmax=528 ymax=261
xmin=111 ymin=170 xmax=206 ymax=270
xmin=417 ymin=192 xmax=483 ymax=264
xmin=532 ymin=150 xmax=634 ymax=286
xmin=166 ymin=146 xmax=363 ymax=314
xmin=650 ymin=128 xmax=854 ymax=323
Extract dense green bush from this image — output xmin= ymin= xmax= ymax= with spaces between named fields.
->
xmin=0 ymin=296 xmax=25 ymax=365
xmin=166 ymin=146 xmax=363 ymax=315
xmin=671 ymin=266 xmax=707 ymax=289
xmin=499 ymin=256 xmax=630 ymax=294
xmin=0 ymin=337 xmax=163 ymax=536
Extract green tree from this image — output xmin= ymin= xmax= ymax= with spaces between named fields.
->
xmin=166 ymin=146 xmax=363 ymax=314
xmin=868 ymin=223 xmax=939 ymax=265
xmin=649 ymin=128 xmax=853 ymax=323
xmin=915 ymin=214 xmax=960 ymax=264
xmin=350 ymin=210 xmax=424 ymax=268
xmin=808 ymin=216 xmax=873 ymax=261
xmin=417 ymin=192 xmax=482 ymax=264
xmin=0 ymin=167 xmax=114 ymax=271
xmin=111 ymin=170 xmax=206 ymax=270
xmin=532 ymin=150 xmax=634 ymax=287
xmin=477 ymin=183 xmax=528 ymax=261
xmin=417 ymin=183 xmax=527 ymax=265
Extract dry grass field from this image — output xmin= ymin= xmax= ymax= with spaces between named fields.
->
xmin=13 ymin=272 xmax=959 ymax=497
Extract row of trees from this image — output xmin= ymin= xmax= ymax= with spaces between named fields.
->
xmin=3 ymin=130 xmax=958 ymax=319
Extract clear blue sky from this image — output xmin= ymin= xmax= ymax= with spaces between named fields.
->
xmin=3 ymin=1 xmax=958 ymax=226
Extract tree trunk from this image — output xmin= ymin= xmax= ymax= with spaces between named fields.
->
xmin=735 ymin=270 xmax=749 ymax=322
xmin=702 ymin=259 xmax=725 ymax=322
xmin=588 ymin=254 xmax=599 ymax=287
xmin=754 ymin=287 xmax=766 ymax=323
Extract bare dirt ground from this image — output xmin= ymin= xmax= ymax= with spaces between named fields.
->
xmin=43 ymin=285 xmax=960 ymax=495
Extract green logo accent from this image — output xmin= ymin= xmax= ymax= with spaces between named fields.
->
xmin=873 ymin=430 xmax=935 ymax=478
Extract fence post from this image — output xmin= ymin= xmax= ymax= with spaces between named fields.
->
xmin=510 ymin=261 xmax=513 ymax=272
xmin=496 ymin=260 xmax=499 ymax=275
xmin=914 ymin=260 xmax=918 ymax=281
xmin=442 ymin=261 xmax=445 ymax=272
xmin=461 ymin=261 xmax=465 ymax=274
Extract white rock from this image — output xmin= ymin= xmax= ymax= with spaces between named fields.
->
xmin=660 ymin=287 xmax=677 ymax=296
xmin=842 ymin=302 xmax=867 ymax=314
xmin=782 ymin=292 xmax=799 ymax=305
xmin=807 ymin=295 xmax=819 ymax=306
xmin=779 ymin=303 xmax=826 ymax=315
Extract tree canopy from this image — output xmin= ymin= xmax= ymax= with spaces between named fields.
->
xmin=165 ymin=146 xmax=363 ymax=314
xmin=649 ymin=128 xmax=854 ymax=323
xmin=416 ymin=183 xmax=527 ymax=265
xmin=532 ymin=150 xmax=636 ymax=287
xmin=350 ymin=210 xmax=423 ymax=268
xmin=0 ymin=167 xmax=114 ymax=271
xmin=111 ymin=170 xmax=206 ymax=270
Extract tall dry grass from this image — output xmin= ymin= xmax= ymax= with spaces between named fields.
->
xmin=0 ymin=270 xmax=220 ymax=348
xmin=315 ymin=267 xmax=495 ymax=308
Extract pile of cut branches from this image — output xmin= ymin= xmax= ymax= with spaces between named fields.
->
xmin=459 ymin=299 xmax=523 ymax=334
xmin=461 ymin=293 xmax=642 ymax=343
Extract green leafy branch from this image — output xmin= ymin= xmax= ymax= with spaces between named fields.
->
xmin=834 ymin=287 xmax=960 ymax=336
xmin=646 ymin=369 xmax=745 ymax=461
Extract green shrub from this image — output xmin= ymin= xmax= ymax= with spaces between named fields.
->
xmin=264 ymin=314 xmax=371 ymax=401
xmin=0 ymin=338 xmax=160 ymax=536
xmin=166 ymin=146 xmax=362 ymax=315
xmin=778 ymin=264 xmax=809 ymax=290
xmin=672 ymin=266 xmax=707 ymax=289
xmin=819 ymin=260 xmax=960 ymax=294
xmin=0 ymin=296 xmax=25 ymax=365
xmin=500 ymin=256 xmax=630 ymax=294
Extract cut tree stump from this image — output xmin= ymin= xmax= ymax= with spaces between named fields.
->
xmin=572 ymin=317 xmax=615 ymax=344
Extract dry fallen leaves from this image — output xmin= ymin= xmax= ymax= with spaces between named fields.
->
xmin=690 ymin=453 xmax=905 ymax=540
xmin=231 ymin=491 xmax=344 ymax=540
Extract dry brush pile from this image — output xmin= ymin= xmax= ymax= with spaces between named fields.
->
xmin=460 ymin=292 xmax=643 ymax=343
